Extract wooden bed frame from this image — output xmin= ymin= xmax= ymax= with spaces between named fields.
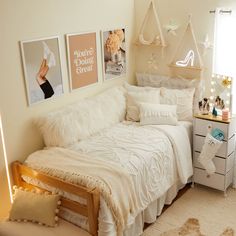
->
xmin=11 ymin=161 xmax=100 ymax=236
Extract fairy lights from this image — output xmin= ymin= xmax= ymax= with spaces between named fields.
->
xmin=0 ymin=114 xmax=13 ymax=203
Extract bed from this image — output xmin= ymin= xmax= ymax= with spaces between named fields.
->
xmin=11 ymin=77 xmax=199 ymax=235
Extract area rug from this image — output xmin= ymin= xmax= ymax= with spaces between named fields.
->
xmin=142 ymin=186 xmax=236 ymax=236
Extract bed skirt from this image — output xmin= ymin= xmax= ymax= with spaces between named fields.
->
xmin=23 ymin=175 xmax=184 ymax=236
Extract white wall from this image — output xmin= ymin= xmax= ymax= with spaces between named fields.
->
xmin=0 ymin=0 xmax=135 ymax=217
xmin=134 ymin=0 xmax=236 ymax=95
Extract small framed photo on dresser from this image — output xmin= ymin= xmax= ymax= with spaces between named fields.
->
xmin=66 ymin=31 xmax=98 ymax=91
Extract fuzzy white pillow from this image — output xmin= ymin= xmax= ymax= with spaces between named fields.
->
xmin=126 ymin=90 xmax=160 ymax=122
xmin=35 ymin=87 xmax=126 ymax=147
xmin=139 ymin=103 xmax=178 ymax=125
xmin=160 ymin=87 xmax=195 ymax=121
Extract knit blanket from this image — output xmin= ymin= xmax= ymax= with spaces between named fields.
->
xmin=25 ymin=147 xmax=139 ymax=235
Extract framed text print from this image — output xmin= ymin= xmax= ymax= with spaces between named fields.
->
xmin=101 ymin=28 xmax=126 ymax=80
xmin=20 ymin=36 xmax=64 ymax=105
xmin=66 ymin=32 xmax=98 ymax=90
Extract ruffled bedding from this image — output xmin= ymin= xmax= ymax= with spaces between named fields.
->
xmin=24 ymin=121 xmax=193 ymax=236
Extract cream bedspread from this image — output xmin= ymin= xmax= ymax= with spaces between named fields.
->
xmin=25 ymin=122 xmax=193 ymax=235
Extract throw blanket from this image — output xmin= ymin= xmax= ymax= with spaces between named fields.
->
xmin=25 ymin=147 xmax=139 ymax=235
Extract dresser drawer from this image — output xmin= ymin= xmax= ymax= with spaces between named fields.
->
xmin=193 ymin=151 xmax=234 ymax=175
xmin=194 ymin=135 xmax=235 ymax=158
xmin=194 ymin=167 xmax=233 ymax=191
xmin=194 ymin=118 xmax=229 ymax=139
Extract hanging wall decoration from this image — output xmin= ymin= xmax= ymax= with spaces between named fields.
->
xmin=135 ymin=0 xmax=167 ymax=47
xmin=199 ymin=34 xmax=213 ymax=56
xmin=20 ymin=36 xmax=64 ymax=105
xmin=66 ymin=32 xmax=98 ymax=90
xmin=101 ymin=28 xmax=126 ymax=80
xmin=163 ymin=19 xmax=180 ymax=36
xmin=169 ymin=16 xmax=203 ymax=79
xmin=145 ymin=53 xmax=159 ymax=73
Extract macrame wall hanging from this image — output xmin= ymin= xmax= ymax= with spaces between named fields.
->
xmin=135 ymin=0 xmax=167 ymax=47
xmin=169 ymin=16 xmax=203 ymax=79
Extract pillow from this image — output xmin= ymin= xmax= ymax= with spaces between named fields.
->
xmin=136 ymin=73 xmax=203 ymax=114
xmin=9 ymin=187 xmax=61 ymax=227
xmin=35 ymin=86 xmax=126 ymax=147
xmin=160 ymin=87 xmax=195 ymax=121
xmin=126 ymin=90 xmax=160 ymax=122
xmin=123 ymin=81 xmax=157 ymax=92
xmin=139 ymin=103 xmax=178 ymax=125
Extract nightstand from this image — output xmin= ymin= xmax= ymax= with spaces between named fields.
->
xmin=192 ymin=114 xmax=236 ymax=196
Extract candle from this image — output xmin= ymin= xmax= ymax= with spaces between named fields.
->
xmin=222 ymin=109 xmax=229 ymax=120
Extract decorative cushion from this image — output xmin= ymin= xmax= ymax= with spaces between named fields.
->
xmin=139 ymin=103 xmax=178 ymax=125
xmin=136 ymin=73 xmax=203 ymax=114
xmin=9 ymin=187 xmax=61 ymax=227
xmin=123 ymin=81 xmax=158 ymax=92
xmin=126 ymin=90 xmax=160 ymax=122
xmin=35 ymin=86 xmax=126 ymax=147
xmin=160 ymin=87 xmax=195 ymax=121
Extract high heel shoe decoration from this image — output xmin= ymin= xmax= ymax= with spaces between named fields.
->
xmin=176 ymin=50 xmax=195 ymax=67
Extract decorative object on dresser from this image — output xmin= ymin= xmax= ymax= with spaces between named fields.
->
xmin=192 ymin=114 xmax=236 ymax=196
xmin=198 ymin=97 xmax=210 ymax=115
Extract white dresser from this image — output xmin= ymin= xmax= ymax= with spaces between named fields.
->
xmin=192 ymin=114 xmax=236 ymax=196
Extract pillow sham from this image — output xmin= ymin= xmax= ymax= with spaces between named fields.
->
xmin=160 ymin=87 xmax=195 ymax=121
xmin=136 ymin=73 xmax=203 ymax=114
xmin=126 ymin=89 xmax=160 ymax=122
xmin=123 ymin=81 xmax=157 ymax=92
xmin=139 ymin=103 xmax=178 ymax=125
xmin=9 ymin=187 xmax=61 ymax=227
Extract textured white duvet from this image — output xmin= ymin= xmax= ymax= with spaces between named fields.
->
xmin=25 ymin=122 xmax=193 ymax=236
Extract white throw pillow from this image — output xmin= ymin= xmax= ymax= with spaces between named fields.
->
xmin=139 ymin=103 xmax=178 ymax=125
xmin=160 ymin=87 xmax=195 ymax=121
xmin=126 ymin=90 xmax=160 ymax=122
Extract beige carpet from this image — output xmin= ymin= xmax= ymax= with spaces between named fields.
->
xmin=142 ymin=186 xmax=236 ymax=236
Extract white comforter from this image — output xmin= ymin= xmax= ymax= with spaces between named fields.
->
xmin=25 ymin=122 xmax=193 ymax=235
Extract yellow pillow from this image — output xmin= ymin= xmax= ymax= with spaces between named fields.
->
xmin=9 ymin=187 xmax=61 ymax=227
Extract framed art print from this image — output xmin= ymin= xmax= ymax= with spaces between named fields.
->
xmin=66 ymin=32 xmax=98 ymax=90
xmin=20 ymin=36 xmax=64 ymax=105
xmin=101 ymin=28 xmax=126 ymax=80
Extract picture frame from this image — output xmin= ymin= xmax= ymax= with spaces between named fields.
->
xmin=20 ymin=36 xmax=64 ymax=106
xmin=101 ymin=28 xmax=126 ymax=81
xmin=66 ymin=31 xmax=98 ymax=90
